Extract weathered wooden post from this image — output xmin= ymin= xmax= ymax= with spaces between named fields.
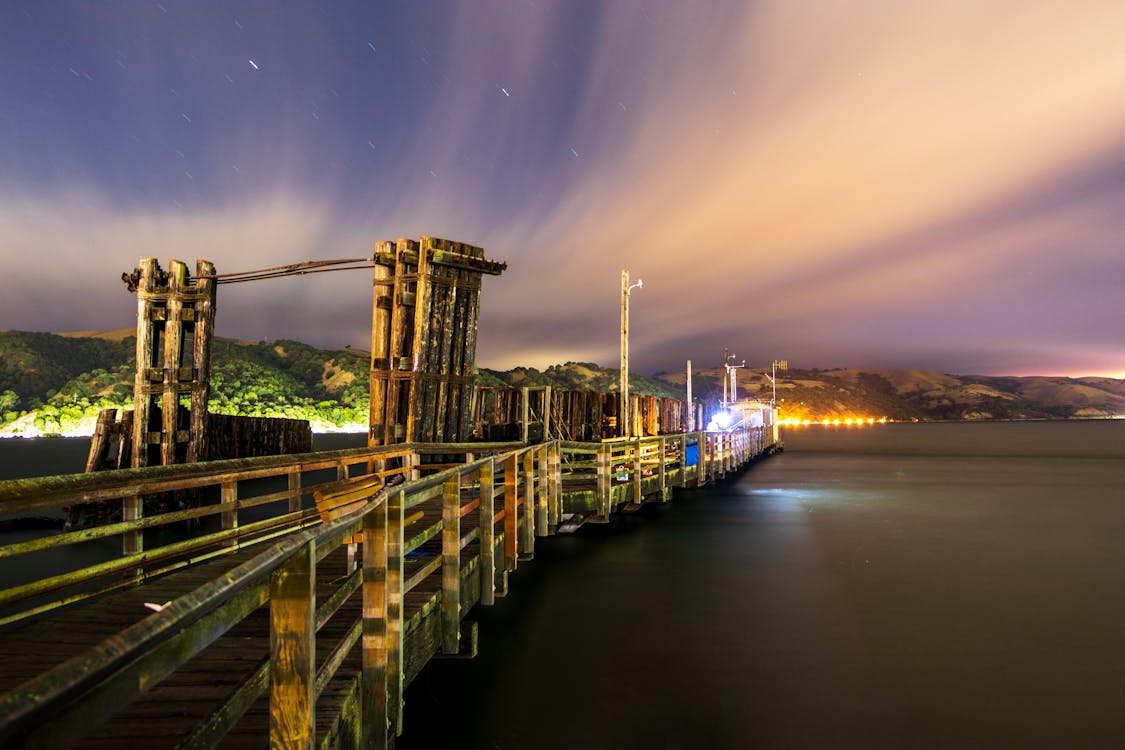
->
xmin=536 ymin=445 xmax=549 ymax=537
xmin=479 ymin=459 xmax=496 ymax=606
xmin=361 ymin=497 xmax=389 ymax=749
xmin=441 ymin=474 xmax=461 ymax=654
xmin=503 ymin=454 xmax=520 ymax=570
xmin=658 ymin=436 xmax=668 ymax=501
xmin=269 ymin=540 xmax=316 ymax=748
xmin=549 ymin=440 xmax=562 ymax=529
xmin=386 ymin=489 xmax=405 ymax=737
xmin=596 ymin=444 xmax=611 ymax=518
xmin=632 ymin=439 xmax=643 ymax=504
xmin=521 ymin=451 xmax=535 ymax=555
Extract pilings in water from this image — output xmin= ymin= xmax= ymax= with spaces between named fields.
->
xmin=368 ymin=236 xmax=507 ymax=446
xmin=471 ymin=386 xmax=688 ymax=442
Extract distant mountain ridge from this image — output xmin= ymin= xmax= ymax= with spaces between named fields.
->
xmin=0 ymin=329 xmax=1122 ymax=436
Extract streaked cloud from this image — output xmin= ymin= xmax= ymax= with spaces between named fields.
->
xmin=1 ymin=2 xmax=1123 ymax=377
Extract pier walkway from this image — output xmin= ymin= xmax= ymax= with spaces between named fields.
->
xmin=0 ymin=428 xmax=775 ymax=748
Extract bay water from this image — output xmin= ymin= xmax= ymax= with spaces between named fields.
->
xmin=398 ymin=421 xmax=1125 ymax=749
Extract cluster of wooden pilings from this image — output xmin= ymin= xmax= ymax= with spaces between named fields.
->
xmin=368 ymin=237 xmax=506 ymax=446
xmin=472 ymin=385 xmax=688 ymax=442
xmin=126 ymin=258 xmax=217 ymax=467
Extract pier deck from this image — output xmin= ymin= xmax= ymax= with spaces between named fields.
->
xmin=0 ymin=430 xmax=774 ymax=748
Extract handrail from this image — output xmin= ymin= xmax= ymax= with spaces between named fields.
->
xmin=0 ymin=441 xmax=524 ymax=624
xmin=0 ymin=440 xmax=552 ymax=748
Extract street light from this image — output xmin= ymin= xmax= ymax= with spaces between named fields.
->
xmin=766 ymin=359 xmax=788 ymax=445
xmin=769 ymin=359 xmax=789 ymax=407
xmin=620 ymin=269 xmax=643 ymax=437
xmin=722 ymin=349 xmax=746 ymax=406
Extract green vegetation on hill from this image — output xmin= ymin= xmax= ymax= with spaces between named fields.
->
xmin=1 ymin=330 xmax=1122 ymax=435
xmin=0 ymin=331 xmax=372 ymax=435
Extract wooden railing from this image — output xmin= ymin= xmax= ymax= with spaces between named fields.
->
xmin=0 ymin=427 xmax=773 ymax=748
xmin=0 ymin=441 xmax=521 ymax=626
xmin=557 ymin=428 xmax=769 ymax=518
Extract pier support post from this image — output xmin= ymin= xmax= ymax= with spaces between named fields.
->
xmin=632 ymin=440 xmax=643 ymax=505
xmin=596 ymin=445 xmax=611 ymax=518
xmin=522 ymin=451 xmax=536 ymax=553
xmin=361 ymin=496 xmax=389 ymax=750
xmin=441 ymin=475 xmax=462 ymax=654
xmin=536 ymin=445 xmax=549 ymax=537
xmin=387 ymin=489 xmax=405 ymax=736
xmin=503 ymin=454 xmax=521 ymax=568
xmin=479 ymin=459 xmax=496 ymax=606
xmin=269 ymin=540 xmax=316 ymax=749
xmin=549 ymin=441 xmax=562 ymax=529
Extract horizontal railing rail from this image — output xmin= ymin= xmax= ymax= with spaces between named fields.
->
xmin=0 ymin=441 xmax=523 ymax=625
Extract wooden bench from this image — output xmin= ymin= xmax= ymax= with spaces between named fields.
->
xmin=312 ymin=472 xmax=425 ymax=571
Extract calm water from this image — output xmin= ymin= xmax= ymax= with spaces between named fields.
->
xmin=2 ymin=423 xmax=1124 ymax=747
xmin=399 ymin=421 xmax=1125 ymax=749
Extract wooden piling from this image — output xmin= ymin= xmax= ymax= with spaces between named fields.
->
xmin=369 ymin=237 xmax=505 ymax=448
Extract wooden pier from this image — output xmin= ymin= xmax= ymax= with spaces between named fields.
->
xmin=0 ymin=235 xmax=782 ymax=746
xmin=0 ymin=428 xmax=776 ymax=748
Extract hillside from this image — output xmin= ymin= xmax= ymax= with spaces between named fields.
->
xmin=663 ymin=366 xmax=1125 ymax=421
xmin=1 ymin=330 xmax=1122 ymax=436
xmin=0 ymin=330 xmax=371 ymax=435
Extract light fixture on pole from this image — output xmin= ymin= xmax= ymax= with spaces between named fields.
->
xmin=620 ymin=269 xmax=643 ymax=437
xmin=768 ymin=359 xmax=789 ymax=407
xmin=723 ymin=349 xmax=746 ymax=406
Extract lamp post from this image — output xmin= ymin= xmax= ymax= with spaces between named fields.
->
xmin=620 ymin=269 xmax=643 ymax=437
xmin=722 ymin=349 xmax=745 ymax=406
xmin=767 ymin=359 xmax=788 ymax=445
xmin=770 ymin=359 xmax=789 ymax=407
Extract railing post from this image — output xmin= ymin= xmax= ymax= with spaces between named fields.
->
xmin=658 ymin=437 xmax=667 ymax=501
xmin=288 ymin=468 xmax=302 ymax=513
xmin=522 ymin=451 xmax=536 ymax=554
xmin=549 ymin=441 xmax=562 ymax=530
xmin=479 ymin=458 xmax=496 ymax=606
xmin=504 ymin=454 xmax=521 ymax=567
xmin=122 ymin=493 xmax=143 ymax=558
xmin=597 ymin=444 xmax=610 ymax=518
xmin=702 ymin=433 xmax=712 ymax=486
xmin=221 ymin=480 xmax=238 ymax=549
xmin=270 ymin=540 xmax=316 ymax=750
xmin=536 ymin=446 xmax=549 ymax=537
xmin=632 ymin=439 xmax=642 ymax=505
xmin=387 ymin=489 xmax=405 ymax=736
xmin=441 ymin=474 xmax=461 ymax=654
xmin=679 ymin=434 xmax=688 ymax=489
xmin=361 ymin=497 xmax=389 ymax=750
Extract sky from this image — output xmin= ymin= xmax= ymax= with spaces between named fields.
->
xmin=1 ymin=1 xmax=1123 ymax=378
